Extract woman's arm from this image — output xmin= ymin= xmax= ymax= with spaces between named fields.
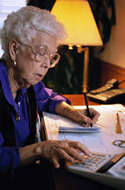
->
xmin=55 ymin=101 xmax=100 ymax=127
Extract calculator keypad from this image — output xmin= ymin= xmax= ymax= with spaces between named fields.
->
xmin=70 ymin=153 xmax=113 ymax=172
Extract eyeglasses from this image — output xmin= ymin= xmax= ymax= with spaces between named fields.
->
xmin=112 ymin=139 xmax=125 ymax=148
xmin=18 ymin=41 xmax=60 ymax=68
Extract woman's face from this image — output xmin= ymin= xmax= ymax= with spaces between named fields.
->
xmin=15 ymin=33 xmax=59 ymax=88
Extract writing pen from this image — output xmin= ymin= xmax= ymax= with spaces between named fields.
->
xmin=83 ymin=93 xmax=92 ymax=127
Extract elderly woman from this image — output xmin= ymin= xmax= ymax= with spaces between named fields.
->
xmin=0 ymin=6 xmax=99 ymax=187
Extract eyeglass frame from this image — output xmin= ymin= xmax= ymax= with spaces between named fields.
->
xmin=17 ymin=40 xmax=60 ymax=68
xmin=112 ymin=139 xmax=125 ymax=148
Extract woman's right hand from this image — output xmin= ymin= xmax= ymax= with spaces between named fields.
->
xmin=35 ymin=140 xmax=90 ymax=168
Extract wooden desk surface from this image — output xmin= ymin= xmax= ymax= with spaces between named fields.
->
xmin=63 ymin=94 xmax=99 ymax=106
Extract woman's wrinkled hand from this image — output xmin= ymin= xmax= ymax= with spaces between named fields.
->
xmin=35 ymin=140 xmax=90 ymax=168
xmin=77 ymin=108 xmax=100 ymax=127
xmin=56 ymin=101 xmax=100 ymax=128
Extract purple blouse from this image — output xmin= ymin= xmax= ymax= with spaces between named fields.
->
xmin=0 ymin=60 xmax=70 ymax=174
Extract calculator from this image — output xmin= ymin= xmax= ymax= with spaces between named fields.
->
xmin=67 ymin=153 xmax=125 ymax=173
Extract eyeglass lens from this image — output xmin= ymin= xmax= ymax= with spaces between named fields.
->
xmin=19 ymin=41 xmax=60 ymax=67
xmin=33 ymin=46 xmax=60 ymax=66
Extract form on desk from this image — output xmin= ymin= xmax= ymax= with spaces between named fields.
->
xmin=43 ymin=104 xmax=125 ymax=155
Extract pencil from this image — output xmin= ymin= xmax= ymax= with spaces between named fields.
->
xmin=83 ymin=93 xmax=92 ymax=127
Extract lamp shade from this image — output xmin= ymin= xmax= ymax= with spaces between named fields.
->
xmin=51 ymin=0 xmax=103 ymax=47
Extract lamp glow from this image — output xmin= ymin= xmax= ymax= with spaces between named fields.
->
xmin=51 ymin=0 xmax=103 ymax=93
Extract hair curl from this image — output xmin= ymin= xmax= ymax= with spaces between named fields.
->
xmin=0 ymin=6 xmax=67 ymax=56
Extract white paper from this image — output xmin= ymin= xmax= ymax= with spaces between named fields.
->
xmin=43 ymin=104 xmax=125 ymax=155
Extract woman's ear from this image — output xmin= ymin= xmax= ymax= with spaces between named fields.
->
xmin=9 ymin=40 xmax=17 ymax=61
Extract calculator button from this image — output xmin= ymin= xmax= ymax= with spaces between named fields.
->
xmin=69 ymin=153 xmax=114 ymax=173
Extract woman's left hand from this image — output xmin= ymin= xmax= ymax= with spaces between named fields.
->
xmin=35 ymin=140 xmax=91 ymax=168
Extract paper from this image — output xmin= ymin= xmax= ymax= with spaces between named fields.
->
xmin=43 ymin=104 xmax=125 ymax=155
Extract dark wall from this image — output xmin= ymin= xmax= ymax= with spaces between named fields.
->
xmin=27 ymin=0 xmax=56 ymax=11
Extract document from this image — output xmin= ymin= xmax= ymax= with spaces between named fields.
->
xmin=43 ymin=104 xmax=125 ymax=155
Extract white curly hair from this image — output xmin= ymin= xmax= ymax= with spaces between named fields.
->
xmin=0 ymin=6 xmax=67 ymax=57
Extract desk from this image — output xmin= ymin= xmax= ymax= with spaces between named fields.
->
xmin=42 ymin=94 xmax=124 ymax=190
xmin=63 ymin=94 xmax=99 ymax=106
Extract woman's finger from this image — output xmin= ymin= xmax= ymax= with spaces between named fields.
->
xmin=52 ymin=157 xmax=60 ymax=168
xmin=58 ymin=148 xmax=76 ymax=162
xmin=59 ymin=141 xmax=86 ymax=162
xmin=66 ymin=140 xmax=91 ymax=155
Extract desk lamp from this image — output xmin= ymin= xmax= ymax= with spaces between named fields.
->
xmin=51 ymin=0 xmax=103 ymax=94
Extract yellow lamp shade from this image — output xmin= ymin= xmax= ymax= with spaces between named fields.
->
xmin=51 ymin=0 xmax=103 ymax=47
